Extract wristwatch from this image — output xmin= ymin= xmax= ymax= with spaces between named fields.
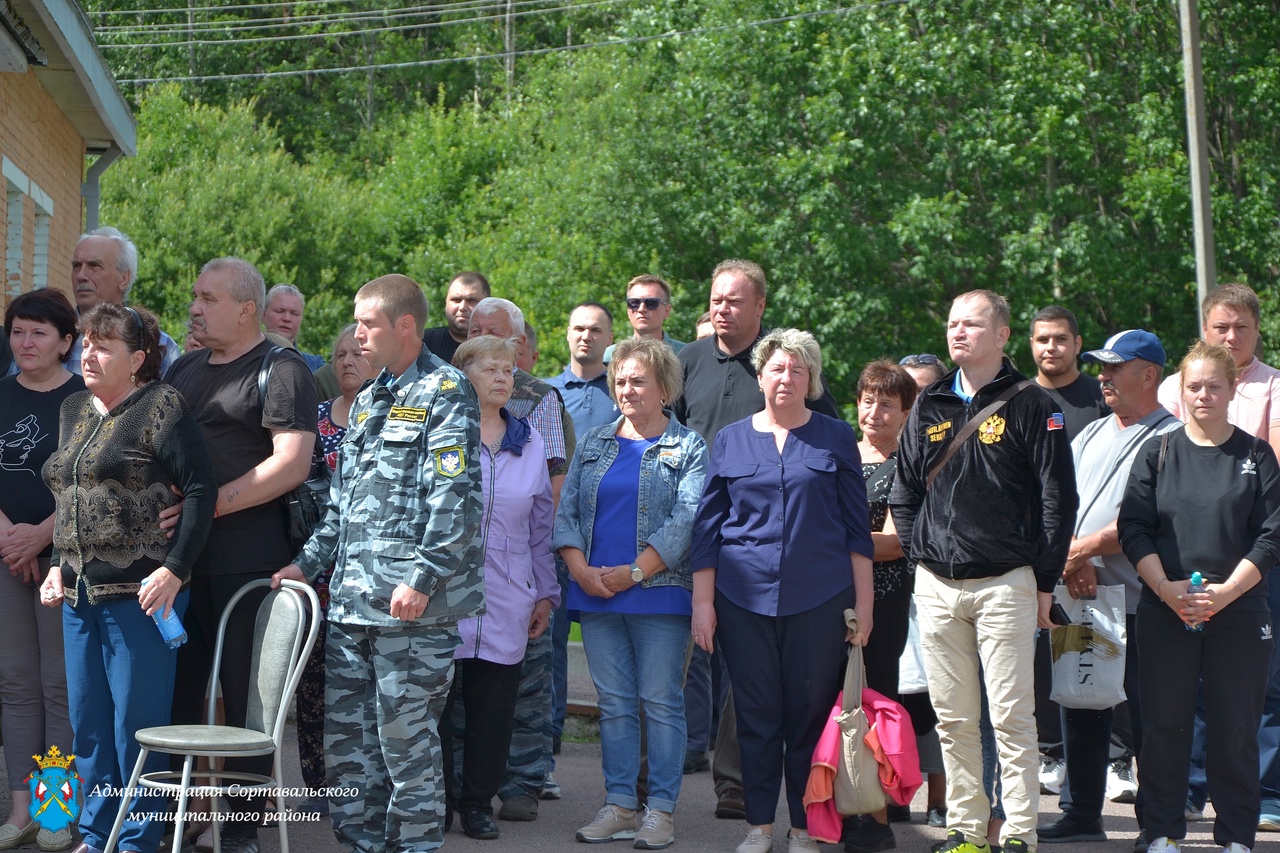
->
xmin=630 ymin=562 xmax=645 ymax=583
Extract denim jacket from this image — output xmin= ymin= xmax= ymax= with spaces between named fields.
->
xmin=552 ymin=414 xmax=708 ymax=589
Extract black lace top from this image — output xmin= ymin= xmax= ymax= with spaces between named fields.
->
xmin=863 ymin=455 xmax=911 ymax=601
xmin=43 ymin=382 xmax=217 ymax=604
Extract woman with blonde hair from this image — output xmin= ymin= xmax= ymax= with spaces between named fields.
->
xmin=692 ymin=329 xmax=874 ymax=853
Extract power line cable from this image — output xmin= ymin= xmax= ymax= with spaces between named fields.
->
xmin=92 ymin=0 xmax=499 ymax=19
xmin=96 ymin=0 xmax=565 ymax=34
xmin=102 ymin=0 xmax=628 ymax=48
xmin=116 ymin=0 xmax=912 ymax=84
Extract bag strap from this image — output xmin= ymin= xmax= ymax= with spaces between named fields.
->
xmin=926 ymin=379 xmax=1035 ymax=488
xmin=868 ymin=456 xmax=897 ymax=485
xmin=841 ymin=608 xmax=866 ymax=713
xmin=1156 ymin=432 xmax=1170 ymax=475
xmin=258 ymin=345 xmax=286 ymax=409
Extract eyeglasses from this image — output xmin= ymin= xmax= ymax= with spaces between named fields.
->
xmin=898 ymin=353 xmax=943 ymax=367
xmin=626 ymin=297 xmax=668 ymax=311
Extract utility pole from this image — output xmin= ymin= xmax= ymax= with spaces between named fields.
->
xmin=504 ymin=0 xmax=514 ymax=112
xmin=1179 ymin=0 xmax=1216 ymax=326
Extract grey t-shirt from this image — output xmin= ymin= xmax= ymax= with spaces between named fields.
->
xmin=1071 ymin=407 xmax=1180 ymax=612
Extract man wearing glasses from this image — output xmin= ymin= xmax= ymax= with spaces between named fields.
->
xmin=604 ymin=275 xmax=685 ymax=362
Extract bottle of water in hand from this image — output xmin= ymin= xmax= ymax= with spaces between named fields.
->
xmin=141 ymin=578 xmax=188 ymax=649
xmin=1186 ymin=571 xmax=1206 ymax=633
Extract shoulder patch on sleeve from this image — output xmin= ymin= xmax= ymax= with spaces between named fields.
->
xmin=440 ymin=378 xmax=458 ymax=391
xmin=435 ymin=446 xmax=465 ymax=477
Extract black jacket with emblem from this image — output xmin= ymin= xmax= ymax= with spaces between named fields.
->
xmin=888 ymin=361 xmax=1078 ymax=593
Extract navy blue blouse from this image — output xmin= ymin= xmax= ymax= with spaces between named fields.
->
xmin=691 ymin=412 xmax=873 ymax=617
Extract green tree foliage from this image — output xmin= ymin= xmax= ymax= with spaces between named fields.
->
xmin=100 ymin=87 xmax=391 ymax=353
xmin=95 ymin=0 xmax=1280 ymax=403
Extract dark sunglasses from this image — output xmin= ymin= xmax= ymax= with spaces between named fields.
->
xmin=626 ymin=297 xmax=668 ymax=311
xmin=899 ymin=353 xmax=943 ymax=367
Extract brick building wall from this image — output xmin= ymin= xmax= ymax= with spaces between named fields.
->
xmin=0 ymin=66 xmax=84 ymax=309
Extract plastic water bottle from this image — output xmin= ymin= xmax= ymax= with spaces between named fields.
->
xmin=1186 ymin=571 xmax=1207 ymax=633
xmin=141 ymin=578 xmax=188 ymax=649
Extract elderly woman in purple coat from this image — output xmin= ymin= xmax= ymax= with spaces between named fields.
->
xmin=441 ymin=335 xmax=558 ymax=841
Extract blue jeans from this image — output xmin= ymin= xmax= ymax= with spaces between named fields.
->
xmin=64 ymin=590 xmax=187 ymax=852
xmin=580 ymin=612 xmax=689 ymax=814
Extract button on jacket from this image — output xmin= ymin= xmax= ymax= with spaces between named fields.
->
xmin=295 ymin=348 xmax=485 ymax=627
xmin=552 ymin=414 xmax=708 ymax=590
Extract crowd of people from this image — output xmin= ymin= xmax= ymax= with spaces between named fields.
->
xmin=1 ymin=226 xmax=1279 ymax=853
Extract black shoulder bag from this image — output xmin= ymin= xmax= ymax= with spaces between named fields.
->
xmin=259 ymin=346 xmax=330 ymax=551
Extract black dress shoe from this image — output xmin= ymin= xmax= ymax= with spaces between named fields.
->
xmin=462 ymin=810 xmax=500 ymax=840
xmin=886 ymin=803 xmax=912 ymax=823
xmin=1037 ymin=816 xmax=1106 ymax=843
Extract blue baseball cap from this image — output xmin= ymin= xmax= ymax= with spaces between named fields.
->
xmin=1081 ymin=329 xmax=1167 ymax=368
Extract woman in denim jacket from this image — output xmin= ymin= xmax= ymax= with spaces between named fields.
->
xmin=553 ymin=337 xmax=708 ymax=850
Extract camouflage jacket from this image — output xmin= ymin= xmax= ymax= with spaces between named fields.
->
xmin=295 ymin=347 xmax=484 ymax=627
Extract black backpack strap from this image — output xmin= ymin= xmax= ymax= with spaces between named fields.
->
xmin=258 ymin=345 xmax=286 ymax=409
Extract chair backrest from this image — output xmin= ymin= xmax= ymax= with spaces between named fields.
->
xmin=209 ymin=579 xmax=320 ymax=743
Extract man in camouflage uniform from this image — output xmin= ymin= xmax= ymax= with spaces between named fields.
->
xmin=275 ymin=274 xmax=483 ymax=853
xmin=462 ymin=297 xmax=575 ymax=820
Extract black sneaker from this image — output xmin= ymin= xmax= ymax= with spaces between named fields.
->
xmin=886 ymin=803 xmax=912 ymax=823
xmin=844 ymin=817 xmax=896 ymax=853
xmin=1004 ymin=839 xmax=1031 ymax=853
xmin=462 ymin=810 xmax=500 ymax=840
xmin=1132 ymin=830 xmax=1148 ymax=853
xmin=1037 ymin=816 xmax=1107 ymax=844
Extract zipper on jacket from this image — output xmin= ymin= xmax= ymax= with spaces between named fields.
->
xmin=473 ymin=445 xmax=501 ymax=657
xmin=69 ymin=414 xmax=107 ymax=605
xmin=941 ymin=399 xmax=971 ymax=579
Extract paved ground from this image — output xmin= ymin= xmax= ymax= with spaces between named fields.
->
xmin=0 ymin=723 xmax=1264 ymax=853
xmin=0 ymin=644 xmax=1269 ymax=853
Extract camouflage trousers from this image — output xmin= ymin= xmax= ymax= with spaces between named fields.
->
xmin=493 ymin=629 xmax=554 ymax=801
xmin=326 ymin=620 xmax=459 ymax=853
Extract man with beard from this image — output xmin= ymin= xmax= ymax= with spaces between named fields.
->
xmin=1031 ymin=306 xmax=1110 ymax=440
xmin=1028 ymin=305 xmax=1112 ymax=800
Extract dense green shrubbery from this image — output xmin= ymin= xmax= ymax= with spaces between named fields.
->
xmin=105 ymin=1 xmax=1280 ymax=402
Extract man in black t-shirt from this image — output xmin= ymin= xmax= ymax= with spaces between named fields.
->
xmin=165 ymin=257 xmax=318 ymax=852
xmin=1028 ymin=305 xmax=1111 ymax=800
xmin=1031 ymin=305 xmax=1110 ymax=440
xmin=422 ymin=271 xmax=490 ymax=363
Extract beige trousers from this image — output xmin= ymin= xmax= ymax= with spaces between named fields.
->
xmin=915 ymin=566 xmax=1041 ymax=848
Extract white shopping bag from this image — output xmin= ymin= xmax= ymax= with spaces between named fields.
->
xmin=1049 ymin=583 xmax=1127 ymax=710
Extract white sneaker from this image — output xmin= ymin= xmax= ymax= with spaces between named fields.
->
xmin=736 ymin=827 xmax=773 ymax=853
xmin=1221 ymin=844 xmax=1250 ymax=853
xmin=1147 ymin=836 xmax=1181 ymax=853
xmin=787 ymin=829 xmax=819 ymax=853
xmin=1106 ymin=758 xmax=1138 ymax=804
xmin=1039 ymin=755 xmax=1066 ymax=795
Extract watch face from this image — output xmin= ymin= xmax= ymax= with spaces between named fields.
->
xmin=631 ymin=566 xmax=644 ymax=581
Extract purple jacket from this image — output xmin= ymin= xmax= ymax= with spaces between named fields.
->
xmin=456 ymin=411 xmax=559 ymax=665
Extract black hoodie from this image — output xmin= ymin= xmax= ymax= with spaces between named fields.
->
xmin=889 ymin=362 xmax=1078 ymax=593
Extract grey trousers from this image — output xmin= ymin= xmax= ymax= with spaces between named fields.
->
xmin=0 ymin=558 xmax=71 ymax=789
